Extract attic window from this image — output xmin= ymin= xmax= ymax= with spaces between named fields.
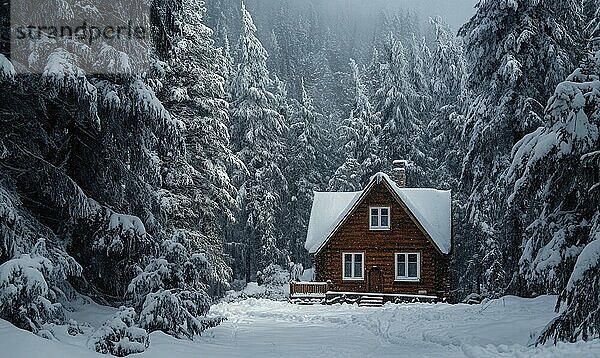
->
xmin=369 ymin=207 xmax=390 ymax=230
xmin=395 ymin=253 xmax=420 ymax=281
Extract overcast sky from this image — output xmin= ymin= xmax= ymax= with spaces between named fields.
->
xmin=391 ymin=0 xmax=478 ymax=29
xmin=322 ymin=0 xmax=478 ymax=30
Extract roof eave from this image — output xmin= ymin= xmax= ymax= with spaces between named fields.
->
xmin=311 ymin=180 xmax=377 ymax=256
xmin=380 ymin=179 xmax=448 ymax=256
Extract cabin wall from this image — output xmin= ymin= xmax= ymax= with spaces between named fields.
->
xmin=314 ymin=182 xmax=447 ymax=297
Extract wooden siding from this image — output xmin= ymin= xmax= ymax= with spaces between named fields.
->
xmin=314 ymin=181 xmax=449 ymax=298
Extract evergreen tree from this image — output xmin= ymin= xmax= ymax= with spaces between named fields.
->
xmin=457 ymin=0 xmax=585 ymax=296
xmin=0 ymin=0 xmax=179 ymax=302
xmin=374 ymin=33 xmax=428 ymax=186
xmin=157 ymin=0 xmax=239 ymax=296
xmin=508 ymin=25 xmax=600 ymax=342
xmin=0 ymin=0 xmax=232 ymax=336
xmin=229 ymin=1 xmax=289 ymax=279
xmin=425 ymin=18 xmax=467 ymax=191
xmin=329 ymin=59 xmax=380 ymax=191
xmin=284 ymin=80 xmax=329 ymax=264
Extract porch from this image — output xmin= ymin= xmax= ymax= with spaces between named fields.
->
xmin=289 ymin=281 xmax=441 ymax=305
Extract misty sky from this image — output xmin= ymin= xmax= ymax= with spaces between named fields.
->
xmin=322 ymin=0 xmax=478 ymax=30
xmin=388 ymin=0 xmax=477 ymax=30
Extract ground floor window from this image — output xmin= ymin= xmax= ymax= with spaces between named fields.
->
xmin=342 ymin=252 xmax=364 ymax=280
xmin=395 ymin=252 xmax=420 ymax=281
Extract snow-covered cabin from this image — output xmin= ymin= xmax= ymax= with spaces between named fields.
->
xmin=299 ymin=161 xmax=451 ymax=302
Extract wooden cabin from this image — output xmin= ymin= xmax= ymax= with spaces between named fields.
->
xmin=291 ymin=161 xmax=451 ymax=305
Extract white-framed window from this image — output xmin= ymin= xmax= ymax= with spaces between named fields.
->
xmin=342 ymin=252 xmax=364 ymax=280
xmin=395 ymin=252 xmax=420 ymax=281
xmin=369 ymin=207 xmax=390 ymax=230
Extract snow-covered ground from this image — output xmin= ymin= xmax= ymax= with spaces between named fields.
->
xmin=2 ymin=295 xmax=600 ymax=357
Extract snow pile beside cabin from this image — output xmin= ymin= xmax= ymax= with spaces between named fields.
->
xmin=305 ymin=172 xmax=451 ymax=254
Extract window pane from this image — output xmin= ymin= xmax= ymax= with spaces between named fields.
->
xmin=380 ymin=214 xmax=389 ymax=227
xmin=408 ymin=254 xmax=418 ymax=263
xmin=370 ymin=208 xmax=379 ymax=227
xmin=354 ymin=262 xmax=362 ymax=277
xmin=397 ymin=254 xmax=406 ymax=277
xmin=344 ymin=261 xmax=352 ymax=277
xmin=397 ymin=262 xmax=405 ymax=277
xmin=397 ymin=254 xmax=406 ymax=264
xmin=408 ymin=254 xmax=418 ymax=277
xmin=380 ymin=208 xmax=389 ymax=216
xmin=354 ymin=254 xmax=362 ymax=278
xmin=408 ymin=262 xmax=418 ymax=277
xmin=371 ymin=215 xmax=378 ymax=227
xmin=344 ymin=254 xmax=352 ymax=277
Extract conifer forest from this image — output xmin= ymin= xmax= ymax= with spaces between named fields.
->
xmin=1 ymin=0 xmax=600 ymax=356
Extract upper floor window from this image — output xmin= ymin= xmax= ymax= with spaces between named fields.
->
xmin=369 ymin=207 xmax=390 ymax=230
xmin=342 ymin=252 xmax=364 ymax=280
xmin=395 ymin=252 xmax=420 ymax=281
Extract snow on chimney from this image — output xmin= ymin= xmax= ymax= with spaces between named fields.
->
xmin=393 ymin=160 xmax=407 ymax=188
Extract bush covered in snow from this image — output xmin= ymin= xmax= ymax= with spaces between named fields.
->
xmin=224 ymin=264 xmax=291 ymax=302
xmin=257 ymin=263 xmax=290 ymax=287
xmin=138 ymin=289 xmax=223 ymax=339
xmin=0 ymin=239 xmax=64 ymax=332
xmin=127 ymin=231 xmax=222 ymax=339
xmin=88 ymin=306 xmax=149 ymax=356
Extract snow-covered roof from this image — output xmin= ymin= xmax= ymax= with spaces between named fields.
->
xmin=305 ymin=172 xmax=451 ymax=255
xmin=305 ymin=191 xmax=362 ymax=254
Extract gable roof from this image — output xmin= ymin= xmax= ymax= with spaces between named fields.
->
xmin=305 ymin=172 xmax=451 ymax=255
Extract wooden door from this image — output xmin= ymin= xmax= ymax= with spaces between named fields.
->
xmin=368 ymin=266 xmax=383 ymax=293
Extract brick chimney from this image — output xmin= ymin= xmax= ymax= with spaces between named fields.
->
xmin=393 ymin=160 xmax=407 ymax=188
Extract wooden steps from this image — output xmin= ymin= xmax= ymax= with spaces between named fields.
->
xmin=358 ymin=295 xmax=384 ymax=307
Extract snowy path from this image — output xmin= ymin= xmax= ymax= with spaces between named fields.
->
xmin=191 ymin=296 xmax=599 ymax=357
xmin=2 ymin=295 xmax=600 ymax=357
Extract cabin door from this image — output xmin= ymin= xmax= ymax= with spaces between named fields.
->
xmin=368 ymin=266 xmax=383 ymax=293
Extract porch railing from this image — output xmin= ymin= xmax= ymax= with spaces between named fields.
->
xmin=289 ymin=281 xmax=332 ymax=297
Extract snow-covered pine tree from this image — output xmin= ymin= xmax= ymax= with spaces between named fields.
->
xmin=284 ymin=79 xmax=329 ymax=265
xmin=0 ymin=239 xmax=65 ymax=333
xmin=329 ymin=59 xmax=380 ymax=191
xmin=374 ymin=33 xmax=428 ymax=186
xmin=88 ymin=307 xmax=149 ymax=356
xmin=205 ymin=0 xmax=242 ymax=43
xmin=457 ymin=0 xmax=586 ymax=297
xmin=229 ymin=1 xmax=289 ymax=279
xmin=406 ymin=33 xmax=432 ymax=115
xmin=508 ymin=20 xmax=600 ymax=342
xmin=366 ymin=46 xmax=382 ymax=98
xmin=415 ymin=19 xmax=470 ymax=298
xmin=0 ymin=0 xmax=194 ymax=327
xmin=221 ymin=30 xmax=236 ymax=96
xmin=424 ymin=18 xmax=467 ymax=191
xmin=156 ymin=0 xmax=239 ymax=296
